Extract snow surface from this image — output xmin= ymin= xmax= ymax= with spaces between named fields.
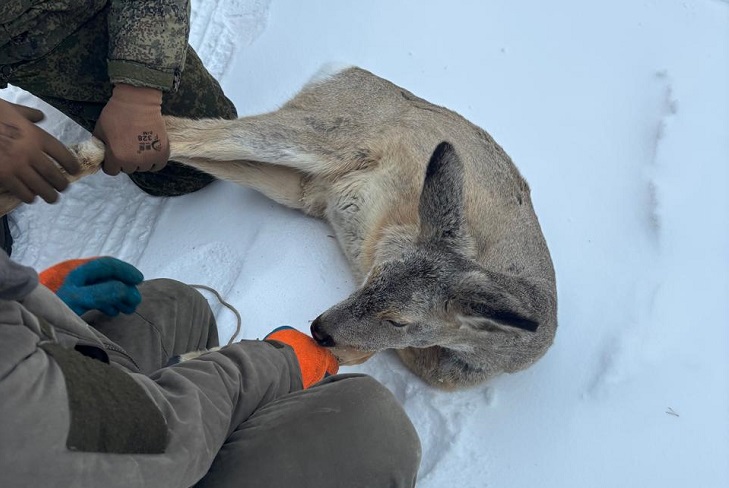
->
xmin=3 ymin=0 xmax=728 ymax=486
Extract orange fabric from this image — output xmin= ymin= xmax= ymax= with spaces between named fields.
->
xmin=266 ymin=328 xmax=340 ymax=389
xmin=38 ymin=257 xmax=97 ymax=293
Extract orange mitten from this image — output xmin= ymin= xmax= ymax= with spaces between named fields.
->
xmin=265 ymin=326 xmax=339 ymax=389
xmin=39 ymin=257 xmax=143 ymax=316
xmin=39 ymin=257 xmax=96 ymax=293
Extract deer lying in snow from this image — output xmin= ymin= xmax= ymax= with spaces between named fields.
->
xmin=0 ymin=65 xmax=557 ymax=389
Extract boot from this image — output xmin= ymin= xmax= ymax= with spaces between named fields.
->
xmin=128 ymin=162 xmax=214 ymax=197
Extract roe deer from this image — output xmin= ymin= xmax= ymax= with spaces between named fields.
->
xmin=0 ymin=65 xmax=557 ymax=389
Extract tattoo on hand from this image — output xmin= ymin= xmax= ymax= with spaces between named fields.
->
xmin=137 ymin=131 xmax=162 ymax=153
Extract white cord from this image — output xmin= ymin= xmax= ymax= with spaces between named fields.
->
xmin=189 ymin=284 xmax=242 ymax=346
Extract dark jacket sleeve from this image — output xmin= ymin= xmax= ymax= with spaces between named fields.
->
xmin=107 ymin=0 xmax=191 ymax=91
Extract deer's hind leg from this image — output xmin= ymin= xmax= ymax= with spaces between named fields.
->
xmin=162 ymin=108 xmax=373 ymax=216
xmin=163 ymin=67 xmax=398 ymax=213
xmin=163 ymin=69 xmax=396 ymax=179
xmin=164 ymin=109 xmax=374 ymax=180
xmin=180 ymin=157 xmax=326 ymax=216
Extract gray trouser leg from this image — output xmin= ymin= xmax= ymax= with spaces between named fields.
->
xmin=84 ymin=278 xmax=219 ymax=374
xmin=195 ymin=374 xmax=421 ymax=488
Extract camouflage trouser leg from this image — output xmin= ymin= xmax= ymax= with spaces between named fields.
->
xmin=6 ymin=8 xmax=238 ymax=197
xmin=132 ymin=47 xmax=238 ymax=196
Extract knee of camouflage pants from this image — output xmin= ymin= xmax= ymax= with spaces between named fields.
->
xmin=129 ymin=47 xmax=238 ymax=197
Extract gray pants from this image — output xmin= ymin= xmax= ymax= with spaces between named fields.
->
xmin=85 ymin=279 xmax=421 ymax=488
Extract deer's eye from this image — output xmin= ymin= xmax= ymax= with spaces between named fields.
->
xmin=384 ymin=319 xmax=407 ymax=328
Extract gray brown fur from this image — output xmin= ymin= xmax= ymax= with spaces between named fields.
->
xmin=1 ymin=66 xmax=558 ymax=389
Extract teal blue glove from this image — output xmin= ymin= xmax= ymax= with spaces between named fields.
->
xmin=54 ymin=257 xmax=144 ymax=316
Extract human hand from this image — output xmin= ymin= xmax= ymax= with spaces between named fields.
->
xmin=93 ymin=84 xmax=170 ymax=176
xmin=40 ymin=256 xmax=144 ymax=316
xmin=0 ymin=99 xmax=80 ymax=204
xmin=264 ymin=326 xmax=340 ymax=388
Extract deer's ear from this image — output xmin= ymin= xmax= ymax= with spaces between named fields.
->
xmin=453 ymin=271 xmax=540 ymax=333
xmin=459 ymin=301 xmax=540 ymax=333
xmin=418 ymin=142 xmax=465 ymax=245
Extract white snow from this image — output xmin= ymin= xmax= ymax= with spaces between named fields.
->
xmin=3 ymin=0 xmax=728 ymax=486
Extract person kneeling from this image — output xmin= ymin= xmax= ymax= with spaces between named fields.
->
xmin=0 ymin=253 xmax=421 ymax=488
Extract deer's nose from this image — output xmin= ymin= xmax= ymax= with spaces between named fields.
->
xmin=311 ymin=317 xmax=336 ymax=347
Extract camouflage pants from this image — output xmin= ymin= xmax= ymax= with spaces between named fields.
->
xmin=3 ymin=6 xmax=238 ymax=197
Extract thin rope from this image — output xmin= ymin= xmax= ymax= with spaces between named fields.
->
xmin=189 ymin=284 xmax=242 ymax=346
